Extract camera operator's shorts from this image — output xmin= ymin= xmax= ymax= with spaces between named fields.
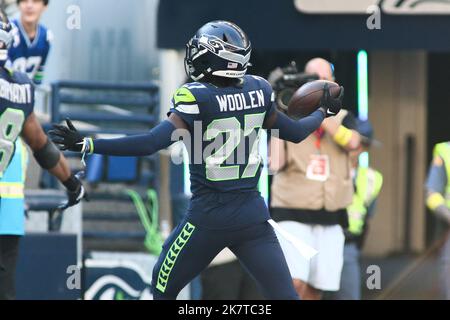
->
xmin=274 ymin=221 xmax=345 ymax=292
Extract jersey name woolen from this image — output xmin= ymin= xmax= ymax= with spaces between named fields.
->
xmin=216 ymin=89 xmax=265 ymax=112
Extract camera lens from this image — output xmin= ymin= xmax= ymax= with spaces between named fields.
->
xmin=277 ymin=88 xmax=295 ymax=111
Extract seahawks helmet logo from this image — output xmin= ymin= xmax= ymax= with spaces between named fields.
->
xmin=185 ymin=21 xmax=252 ymax=80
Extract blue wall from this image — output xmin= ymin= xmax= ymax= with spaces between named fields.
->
xmin=158 ymin=0 xmax=450 ymax=51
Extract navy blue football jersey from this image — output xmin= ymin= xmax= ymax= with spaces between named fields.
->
xmin=8 ymin=19 xmax=52 ymax=85
xmin=0 ymin=68 xmax=34 ymax=175
xmin=169 ymin=75 xmax=275 ymax=195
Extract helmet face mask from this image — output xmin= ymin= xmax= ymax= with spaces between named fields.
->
xmin=185 ymin=21 xmax=251 ymax=81
xmin=184 ymin=37 xmax=205 ymax=81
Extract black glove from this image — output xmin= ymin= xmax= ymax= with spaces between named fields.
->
xmin=319 ymin=84 xmax=344 ymax=118
xmin=49 ymin=119 xmax=86 ymax=152
xmin=60 ymin=172 xmax=88 ymax=210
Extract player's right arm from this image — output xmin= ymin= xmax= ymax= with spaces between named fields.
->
xmin=49 ymin=85 xmax=194 ymax=157
xmin=21 ymin=112 xmax=86 ymax=209
xmin=49 ymin=113 xmax=187 ymax=157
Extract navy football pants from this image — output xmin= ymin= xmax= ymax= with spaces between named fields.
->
xmin=151 ymin=217 xmax=299 ymax=300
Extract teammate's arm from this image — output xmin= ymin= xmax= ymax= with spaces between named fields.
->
xmin=49 ymin=113 xmax=187 ymax=156
xmin=21 ymin=113 xmax=86 ymax=208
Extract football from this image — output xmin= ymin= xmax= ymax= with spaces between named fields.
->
xmin=287 ymin=80 xmax=341 ymax=118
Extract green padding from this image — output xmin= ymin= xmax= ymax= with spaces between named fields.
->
xmin=173 ymin=87 xmax=196 ymax=105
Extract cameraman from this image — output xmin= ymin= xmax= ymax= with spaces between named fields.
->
xmin=269 ymin=58 xmax=360 ymax=300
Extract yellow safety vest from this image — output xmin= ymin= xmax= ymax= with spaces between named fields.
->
xmin=347 ymin=167 xmax=383 ymax=235
xmin=433 ymin=142 xmax=450 ymax=208
xmin=0 ymin=138 xmax=27 ymax=197
xmin=0 ymin=138 xmax=28 ymax=235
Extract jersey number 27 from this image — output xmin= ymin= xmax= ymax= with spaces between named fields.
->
xmin=205 ymin=112 xmax=265 ymax=181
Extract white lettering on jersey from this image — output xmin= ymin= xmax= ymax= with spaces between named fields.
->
xmin=215 ymin=89 xmax=265 ymax=113
xmin=216 ymin=95 xmax=228 ymax=112
xmin=0 ymin=79 xmax=32 ymax=104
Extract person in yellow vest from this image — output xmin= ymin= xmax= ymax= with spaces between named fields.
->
xmin=425 ymin=141 xmax=450 ymax=299
xmin=0 ymin=10 xmax=86 ymax=300
xmin=269 ymin=58 xmax=361 ymax=300
xmin=330 ymin=119 xmax=383 ymax=300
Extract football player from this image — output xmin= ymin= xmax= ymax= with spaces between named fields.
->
xmin=8 ymin=0 xmax=51 ymax=85
xmin=0 ymin=10 xmax=85 ymax=300
xmin=50 ymin=21 xmax=343 ymax=300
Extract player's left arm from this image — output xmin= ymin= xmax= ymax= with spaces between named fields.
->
xmin=49 ymin=113 xmax=187 ymax=156
xmin=265 ymin=109 xmax=325 ymax=143
xmin=264 ymin=86 xmax=343 ymax=144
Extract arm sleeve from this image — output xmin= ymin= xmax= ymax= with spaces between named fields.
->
xmin=269 ymin=109 xmax=325 ymax=143
xmin=91 ymin=120 xmax=176 ymax=156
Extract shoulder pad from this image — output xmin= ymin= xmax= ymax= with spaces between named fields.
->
xmin=247 ymin=74 xmax=272 ymax=91
xmin=246 ymin=74 xmax=274 ymax=103
xmin=173 ymin=86 xmax=196 ymax=105
xmin=249 ymin=75 xmax=267 ymax=83
xmin=175 ymin=82 xmax=208 ymax=103
xmin=183 ymin=82 xmax=207 ymax=90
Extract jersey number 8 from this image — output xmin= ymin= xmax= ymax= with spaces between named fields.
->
xmin=0 ymin=108 xmax=25 ymax=175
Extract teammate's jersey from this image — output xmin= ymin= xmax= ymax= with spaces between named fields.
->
xmin=169 ymin=75 xmax=275 ymax=195
xmin=0 ymin=68 xmax=34 ymax=176
xmin=7 ymin=19 xmax=52 ymax=85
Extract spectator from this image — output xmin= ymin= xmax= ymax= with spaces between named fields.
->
xmin=425 ymin=141 xmax=450 ymax=299
xmin=8 ymin=0 xmax=51 ymax=85
xmin=269 ymin=58 xmax=361 ymax=300
xmin=330 ymin=119 xmax=383 ymax=300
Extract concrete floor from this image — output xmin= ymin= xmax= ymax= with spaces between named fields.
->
xmin=361 ymin=253 xmax=445 ymax=300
